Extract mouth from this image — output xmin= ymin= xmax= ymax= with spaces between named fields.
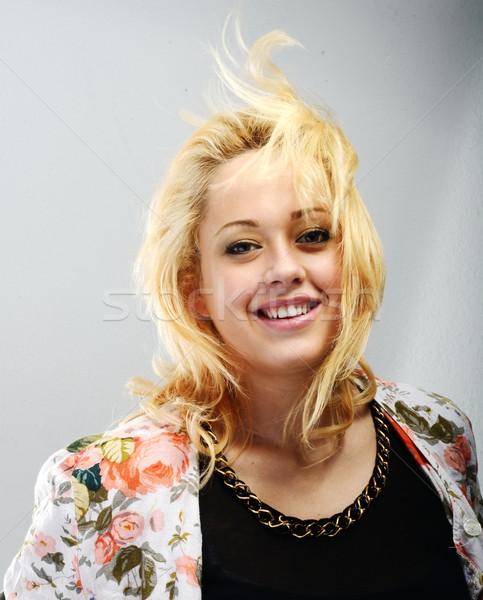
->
xmin=256 ymin=300 xmax=320 ymax=320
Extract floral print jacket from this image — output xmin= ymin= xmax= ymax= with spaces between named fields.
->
xmin=4 ymin=381 xmax=483 ymax=599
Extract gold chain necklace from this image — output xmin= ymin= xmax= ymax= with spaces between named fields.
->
xmin=203 ymin=402 xmax=390 ymax=539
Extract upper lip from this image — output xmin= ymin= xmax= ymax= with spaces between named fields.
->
xmin=253 ymin=295 xmax=320 ymax=313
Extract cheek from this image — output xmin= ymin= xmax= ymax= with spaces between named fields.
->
xmin=216 ymin=273 xmax=255 ymax=320
xmin=202 ymin=266 xmax=259 ymax=326
xmin=326 ymin=265 xmax=343 ymax=292
xmin=312 ymin=252 xmax=342 ymax=289
xmin=313 ymin=257 xmax=343 ymax=318
xmin=224 ymin=272 xmax=253 ymax=303
xmin=195 ymin=257 xmax=216 ymax=318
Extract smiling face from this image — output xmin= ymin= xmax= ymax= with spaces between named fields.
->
xmin=196 ymin=152 xmax=342 ymax=380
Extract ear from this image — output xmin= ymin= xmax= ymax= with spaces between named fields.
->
xmin=190 ymin=289 xmax=212 ymax=320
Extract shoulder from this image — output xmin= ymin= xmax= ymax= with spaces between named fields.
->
xmin=58 ymin=413 xmax=196 ymax=499
xmin=373 ymin=378 xmax=482 ymax=515
xmin=373 ymin=378 xmax=474 ymax=437
xmin=375 ymin=380 xmax=475 ymax=453
xmin=5 ymin=413 xmax=201 ymax=597
xmin=27 ymin=411 xmax=197 ymax=538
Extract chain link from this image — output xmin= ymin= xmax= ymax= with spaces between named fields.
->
xmin=204 ymin=402 xmax=390 ymax=539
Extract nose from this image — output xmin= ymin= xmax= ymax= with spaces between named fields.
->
xmin=263 ymin=247 xmax=305 ymax=288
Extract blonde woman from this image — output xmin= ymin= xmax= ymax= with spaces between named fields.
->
xmin=4 ymin=31 xmax=482 ymax=600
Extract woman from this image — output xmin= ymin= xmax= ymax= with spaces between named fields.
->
xmin=4 ymin=31 xmax=483 ymax=599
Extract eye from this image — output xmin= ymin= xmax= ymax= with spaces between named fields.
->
xmin=296 ymin=228 xmax=331 ymax=245
xmin=225 ymin=240 xmax=261 ymax=255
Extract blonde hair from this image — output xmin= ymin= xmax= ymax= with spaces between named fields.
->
xmin=128 ymin=29 xmax=385 ymax=480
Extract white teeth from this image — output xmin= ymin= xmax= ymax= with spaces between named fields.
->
xmin=261 ymin=303 xmax=313 ymax=319
xmin=278 ymin=306 xmax=288 ymax=318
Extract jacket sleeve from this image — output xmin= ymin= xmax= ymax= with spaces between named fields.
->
xmin=3 ymin=450 xmax=86 ymax=598
xmin=462 ymin=413 xmax=483 ymax=525
xmin=4 ymin=420 xmax=203 ymax=600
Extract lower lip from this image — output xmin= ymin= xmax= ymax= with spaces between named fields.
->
xmin=254 ymin=304 xmax=321 ymax=332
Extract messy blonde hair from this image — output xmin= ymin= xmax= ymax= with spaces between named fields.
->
xmin=128 ymin=29 xmax=385 ymax=480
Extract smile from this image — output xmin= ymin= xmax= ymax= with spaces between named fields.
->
xmin=257 ymin=301 xmax=319 ymax=320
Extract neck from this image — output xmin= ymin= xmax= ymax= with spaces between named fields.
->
xmin=236 ymin=366 xmax=313 ymax=448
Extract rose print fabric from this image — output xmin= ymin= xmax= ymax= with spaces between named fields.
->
xmin=374 ymin=381 xmax=483 ymax=599
xmin=4 ymin=381 xmax=483 ymax=599
xmin=4 ymin=417 xmax=202 ymax=599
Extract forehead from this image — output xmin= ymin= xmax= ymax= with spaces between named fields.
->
xmin=207 ymin=151 xmax=298 ymax=217
xmin=203 ymin=151 xmax=331 ymax=231
xmin=203 ymin=153 xmax=293 ymax=227
xmin=209 ymin=151 xmax=292 ymax=196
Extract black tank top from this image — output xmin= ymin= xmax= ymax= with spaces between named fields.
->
xmin=199 ymin=414 xmax=470 ymax=599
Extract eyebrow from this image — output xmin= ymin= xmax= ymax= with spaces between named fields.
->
xmin=214 ymin=207 xmax=327 ymax=236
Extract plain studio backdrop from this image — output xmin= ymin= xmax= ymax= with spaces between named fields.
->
xmin=1 ymin=0 xmax=482 ymax=578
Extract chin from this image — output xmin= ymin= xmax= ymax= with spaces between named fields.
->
xmin=258 ymin=350 xmax=328 ymax=376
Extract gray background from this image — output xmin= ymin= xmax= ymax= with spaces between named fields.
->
xmin=1 ymin=0 xmax=482 ymax=578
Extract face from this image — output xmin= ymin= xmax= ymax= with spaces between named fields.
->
xmin=196 ymin=152 xmax=342 ymax=379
